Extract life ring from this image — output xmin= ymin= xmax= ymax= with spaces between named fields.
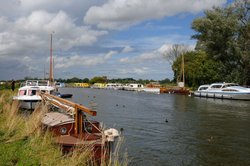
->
xmin=104 ymin=128 xmax=119 ymax=142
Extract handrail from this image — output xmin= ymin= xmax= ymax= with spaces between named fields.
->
xmin=40 ymin=93 xmax=96 ymax=116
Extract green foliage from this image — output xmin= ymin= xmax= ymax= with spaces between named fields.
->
xmin=89 ymin=76 xmax=107 ymax=84
xmin=159 ymin=78 xmax=171 ymax=84
xmin=173 ymin=51 xmax=222 ymax=88
xmin=191 ymin=0 xmax=250 ymax=85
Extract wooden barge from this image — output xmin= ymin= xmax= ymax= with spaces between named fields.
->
xmin=40 ymin=93 xmax=119 ymax=165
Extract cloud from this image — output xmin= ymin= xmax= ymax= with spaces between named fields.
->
xmin=120 ymin=43 xmax=195 ymax=64
xmin=121 ymin=45 xmax=134 ymax=53
xmin=120 ymin=52 xmax=162 ymax=63
xmin=55 ymin=50 xmax=117 ymax=69
xmin=0 ymin=10 xmax=107 ymax=57
xmin=84 ymin=0 xmax=226 ymax=30
xmin=119 ymin=67 xmax=149 ymax=75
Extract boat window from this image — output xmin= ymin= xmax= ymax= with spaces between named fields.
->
xmin=199 ymin=87 xmax=208 ymax=90
xmin=211 ymin=85 xmax=222 ymax=89
xmin=222 ymin=89 xmax=238 ymax=92
xmin=19 ymin=90 xmax=26 ymax=95
xmin=28 ymin=90 xmax=37 ymax=96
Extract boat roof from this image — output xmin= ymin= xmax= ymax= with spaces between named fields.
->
xmin=42 ymin=112 xmax=74 ymax=127
xmin=210 ymin=82 xmax=238 ymax=86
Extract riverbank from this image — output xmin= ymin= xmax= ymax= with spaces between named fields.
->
xmin=0 ymin=90 xmax=128 ymax=166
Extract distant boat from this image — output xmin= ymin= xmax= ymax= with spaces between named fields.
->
xmin=13 ymin=80 xmax=55 ymax=109
xmin=143 ymin=87 xmax=160 ymax=94
xmin=124 ymin=83 xmax=144 ymax=91
xmin=194 ymin=83 xmax=250 ymax=100
xmin=53 ymin=91 xmax=73 ymax=98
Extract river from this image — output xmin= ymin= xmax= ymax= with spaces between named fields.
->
xmin=59 ymin=88 xmax=250 ymax=166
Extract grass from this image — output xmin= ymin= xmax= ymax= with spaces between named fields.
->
xmin=0 ymin=90 xmax=128 ymax=166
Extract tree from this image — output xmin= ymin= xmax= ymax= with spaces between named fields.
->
xmin=192 ymin=0 xmax=250 ymax=85
xmin=82 ymin=78 xmax=89 ymax=83
xmin=172 ymin=51 xmax=222 ymax=88
xmin=162 ymin=44 xmax=189 ymax=66
xmin=89 ymin=76 xmax=107 ymax=84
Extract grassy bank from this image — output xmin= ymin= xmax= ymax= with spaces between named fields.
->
xmin=0 ymin=90 xmax=128 ymax=166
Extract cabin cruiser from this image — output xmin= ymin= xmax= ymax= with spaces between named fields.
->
xmin=194 ymin=83 xmax=250 ymax=100
xmin=13 ymin=80 xmax=55 ymax=109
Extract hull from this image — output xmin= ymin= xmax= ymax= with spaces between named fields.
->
xmin=194 ymin=91 xmax=250 ymax=100
xmin=19 ymin=100 xmax=40 ymax=109
xmin=13 ymin=95 xmax=42 ymax=109
xmin=143 ymin=88 xmax=160 ymax=94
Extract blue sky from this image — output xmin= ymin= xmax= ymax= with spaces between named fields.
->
xmin=0 ymin=0 xmax=232 ymax=80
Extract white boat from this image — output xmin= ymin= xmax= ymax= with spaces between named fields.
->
xmin=105 ymin=83 xmax=123 ymax=90
xmin=194 ymin=83 xmax=250 ymax=100
xmin=143 ymin=87 xmax=160 ymax=94
xmin=124 ymin=83 xmax=144 ymax=91
xmin=13 ymin=80 xmax=55 ymax=109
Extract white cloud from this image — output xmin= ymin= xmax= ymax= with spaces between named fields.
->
xmin=0 ymin=10 xmax=107 ymax=57
xmin=120 ymin=52 xmax=162 ymax=63
xmin=121 ymin=45 xmax=134 ymax=53
xmin=55 ymin=50 xmax=117 ymax=69
xmin=120 ymin=43 xmax=195 ymax=64
xmin=119 ymin=67 xmax=149 ymax=75
xmin=84 ymin=0 xmax=226 ymax=30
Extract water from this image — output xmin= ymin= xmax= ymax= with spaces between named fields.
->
xmin=59 ymin=88 xmax=250 ymax=166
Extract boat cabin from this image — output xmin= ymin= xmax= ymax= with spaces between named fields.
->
xmin=208 ymin=83 xmax=239 ymax=90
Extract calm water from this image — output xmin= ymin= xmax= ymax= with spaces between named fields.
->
xmin=59 ymin=88 xmax=250 ymax=166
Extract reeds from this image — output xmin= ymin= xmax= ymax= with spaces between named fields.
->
xmin=0 ymin=90 xmax=128 ymax=166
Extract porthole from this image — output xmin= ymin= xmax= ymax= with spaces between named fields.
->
xmin=60 ymin=127 xmax=67 ymax=135
xmin=86 ymin=125 xmax=92 ymax=133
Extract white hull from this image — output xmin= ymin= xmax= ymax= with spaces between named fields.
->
xmin=143 ymin=88 xmax=160 ymax=94
xmin=19 ymin=100 xmax=40 ymax=109
xmin=194 ymin=91 xmax=250 ymax=100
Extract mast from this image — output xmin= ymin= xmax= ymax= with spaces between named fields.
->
xmin=182 ymin=53 xmax=185 ymax=87
xmin=49 ymin=33 xmax=53 ymax=85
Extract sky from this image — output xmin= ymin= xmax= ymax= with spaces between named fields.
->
xmin=0 ymin=0 xmax=232 ymax=81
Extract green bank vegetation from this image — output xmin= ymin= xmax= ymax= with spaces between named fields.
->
xmin=169 ymin=0 xmax=250 ymax=87
xmin=0 ymin=90 xmax=128 ymax=166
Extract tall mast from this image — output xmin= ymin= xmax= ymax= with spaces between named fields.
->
xmin=49 ymin=33 xmax=53 ymax=85
xmin=182 ymin=53 xmax=185 ymax=87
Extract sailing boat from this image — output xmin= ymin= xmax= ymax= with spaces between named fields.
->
xmin=13 ymin=34 xmax=56 ymax=109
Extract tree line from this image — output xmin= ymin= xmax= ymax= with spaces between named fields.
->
xmin=165 ymin=0 xmax=249 ymax=87
xmin=56 ymin=76 xmax=171 ymax=85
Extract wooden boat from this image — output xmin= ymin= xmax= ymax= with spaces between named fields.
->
xmin=40 ymin=93 xmax=119 ymax=165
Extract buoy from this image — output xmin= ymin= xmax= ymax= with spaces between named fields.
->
xmin=165 ymin=119 xmax=168 ymax=123
xmin=104 ymin=128 xmax=119 ymax=142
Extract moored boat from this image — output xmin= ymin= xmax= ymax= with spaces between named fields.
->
xmin=40 ymin=93 xmax=119 ymax=165
xmin=194 ymin=83 xmax=250 ymax=100
xmin=13 ymin=80 xmax=55 ymax=109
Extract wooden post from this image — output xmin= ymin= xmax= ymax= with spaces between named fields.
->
xmin=74 ymin=105 xmax=78 ymax=135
